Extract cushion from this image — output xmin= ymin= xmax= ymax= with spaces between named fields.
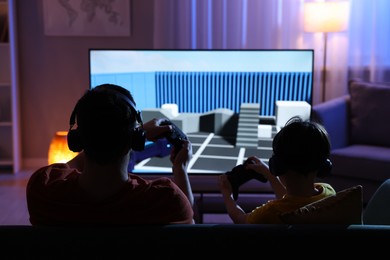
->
xmin=363 ymin=179 xmax=390 ymax=225
xmin=279 ymin=185 xmax=363 ymax=224
xmin=348 ymin=79 xmax=390 ymax=146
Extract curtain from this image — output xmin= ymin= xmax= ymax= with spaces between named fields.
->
xmin=153 ymin=0 xmax=389 ymax=104
xmin=348 ymin=0 xmax=390 ymax=83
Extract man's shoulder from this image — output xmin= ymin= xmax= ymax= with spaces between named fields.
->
xmin=32 ymin=163 xmax=71 ymax=174
xmin=28 ymin=163 xmax=78 ymax=187
xmin=129 ymin=174 xmax=180 ymax=192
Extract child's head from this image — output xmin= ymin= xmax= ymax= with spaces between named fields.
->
xmin=268 ymin=116 xmax=332 ymax=178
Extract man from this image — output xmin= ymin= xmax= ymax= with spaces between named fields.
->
xmin=27 ymin=83 xmax=194 ymax=225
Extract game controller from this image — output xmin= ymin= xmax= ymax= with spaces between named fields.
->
xmin=159 ymin=119 xmax=188 ymax=151
xmin=225 ymin=159 xmax=268 ymax=201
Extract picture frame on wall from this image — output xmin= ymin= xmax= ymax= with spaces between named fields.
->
xmin=42 ymin=0 xmax=130 ymax=37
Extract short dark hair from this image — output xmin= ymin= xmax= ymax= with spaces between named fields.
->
xmin=271 ymin=116 xmax=331 ymax=175
xmin=75 ymin=84 xmax=138 ymax=164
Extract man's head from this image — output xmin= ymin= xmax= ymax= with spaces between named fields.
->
xmin=67 ymin=84 xmax=145 ymax=164
xmin=268 ymin=116 xmax=332 ymax=178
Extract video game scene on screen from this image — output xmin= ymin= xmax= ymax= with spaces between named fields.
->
xmin=128 ymin=103 xmax=311 ymax=176
xmin=90 ymin=49 xmax=314 ymax=175
xmin=129 ymin=123 xmax=276 ymax=175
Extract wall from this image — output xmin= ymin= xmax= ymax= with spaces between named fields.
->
xmin=16 ymin=0 xmax=155 ymax=168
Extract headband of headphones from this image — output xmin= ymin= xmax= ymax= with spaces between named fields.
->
xmin=69 ymin=90 xmax=143 ymax=129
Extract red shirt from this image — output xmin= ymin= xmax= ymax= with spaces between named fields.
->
xmin=26 ymin=164 xmax=193 ymax=226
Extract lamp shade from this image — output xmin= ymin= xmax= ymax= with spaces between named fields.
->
xmin=48 ymin=131 xmax=78 ymax=164
xmin=304 ymin=1 xmax=349 ymax=33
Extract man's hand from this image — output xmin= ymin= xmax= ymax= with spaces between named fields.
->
xmin=171 ymin=140 xmax=194 ymax=206
xmin=171 ymin=140 xmax=192 ymax=171
xmin=142 ymin=118 xmax=172 ymax=141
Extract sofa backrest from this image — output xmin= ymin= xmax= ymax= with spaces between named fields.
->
xmin=0 ymin=224 xmax=389 ymax=257
xmin=349 ymin=79 xmax=390 ymax=146
xmin=311 ymin=94 xmax=350 ymax=149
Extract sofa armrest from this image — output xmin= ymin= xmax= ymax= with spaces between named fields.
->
xmin=311 ymin=95 xmax=350 ymax=149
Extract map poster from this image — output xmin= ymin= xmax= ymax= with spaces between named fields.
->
xmin=43 ymin=0 xmax=130 ymax=36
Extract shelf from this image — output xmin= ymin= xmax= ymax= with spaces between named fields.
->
xmin=0 ymin=159 xmax=12 ymax=166
xmin=0 ymin=0 xmax=20 ymax=173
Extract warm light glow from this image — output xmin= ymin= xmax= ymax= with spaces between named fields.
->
xmin=48 ymin=131 xmax=78 ymax=164
xmin=304 ymin=1 xmax=350 ymax=33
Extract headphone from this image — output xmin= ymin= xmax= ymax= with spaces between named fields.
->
xmin=268 ymin=118 xmax=332 ymax=178
xmin=268 ymin=155 xmax=332 ymax=178
xmin=67 ymin=90 xmax=146 ymax=153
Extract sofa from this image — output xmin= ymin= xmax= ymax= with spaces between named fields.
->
xmin=0 ymin=185 xmax=370 ymax=257
xmin=0 ymin=224 xmax=389 ymax=258
xmin=363 ymin=178 xmax=390 ymax=225
xmin=311 ymin=79 xmax=390 ymax=205
xmin=2 ymin=184 xmax=387 ymax=258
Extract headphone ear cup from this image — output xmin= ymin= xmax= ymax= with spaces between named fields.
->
xmin=317 ymin=158 xmax=332 ymax=178
xmin=268 ymin=155 xmax=286 ymax=176
xmin=67 ymin=129 xmax=83 ymax=152
xmin=130 ymin=128 xmax=146 ymax=151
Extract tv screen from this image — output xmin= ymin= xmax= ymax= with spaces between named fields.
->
xmin=89 ymin=49 xmax=314 ymax=175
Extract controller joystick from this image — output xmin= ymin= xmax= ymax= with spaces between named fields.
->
xmin=225 ymin=159 xmax=268 ymax=201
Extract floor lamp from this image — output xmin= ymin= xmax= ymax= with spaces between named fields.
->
xmin=304 ymin=1 xmax=349 ymax=102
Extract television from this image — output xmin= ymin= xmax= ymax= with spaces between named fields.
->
xmin=89 ymin=49 xmax=314 ymax=175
